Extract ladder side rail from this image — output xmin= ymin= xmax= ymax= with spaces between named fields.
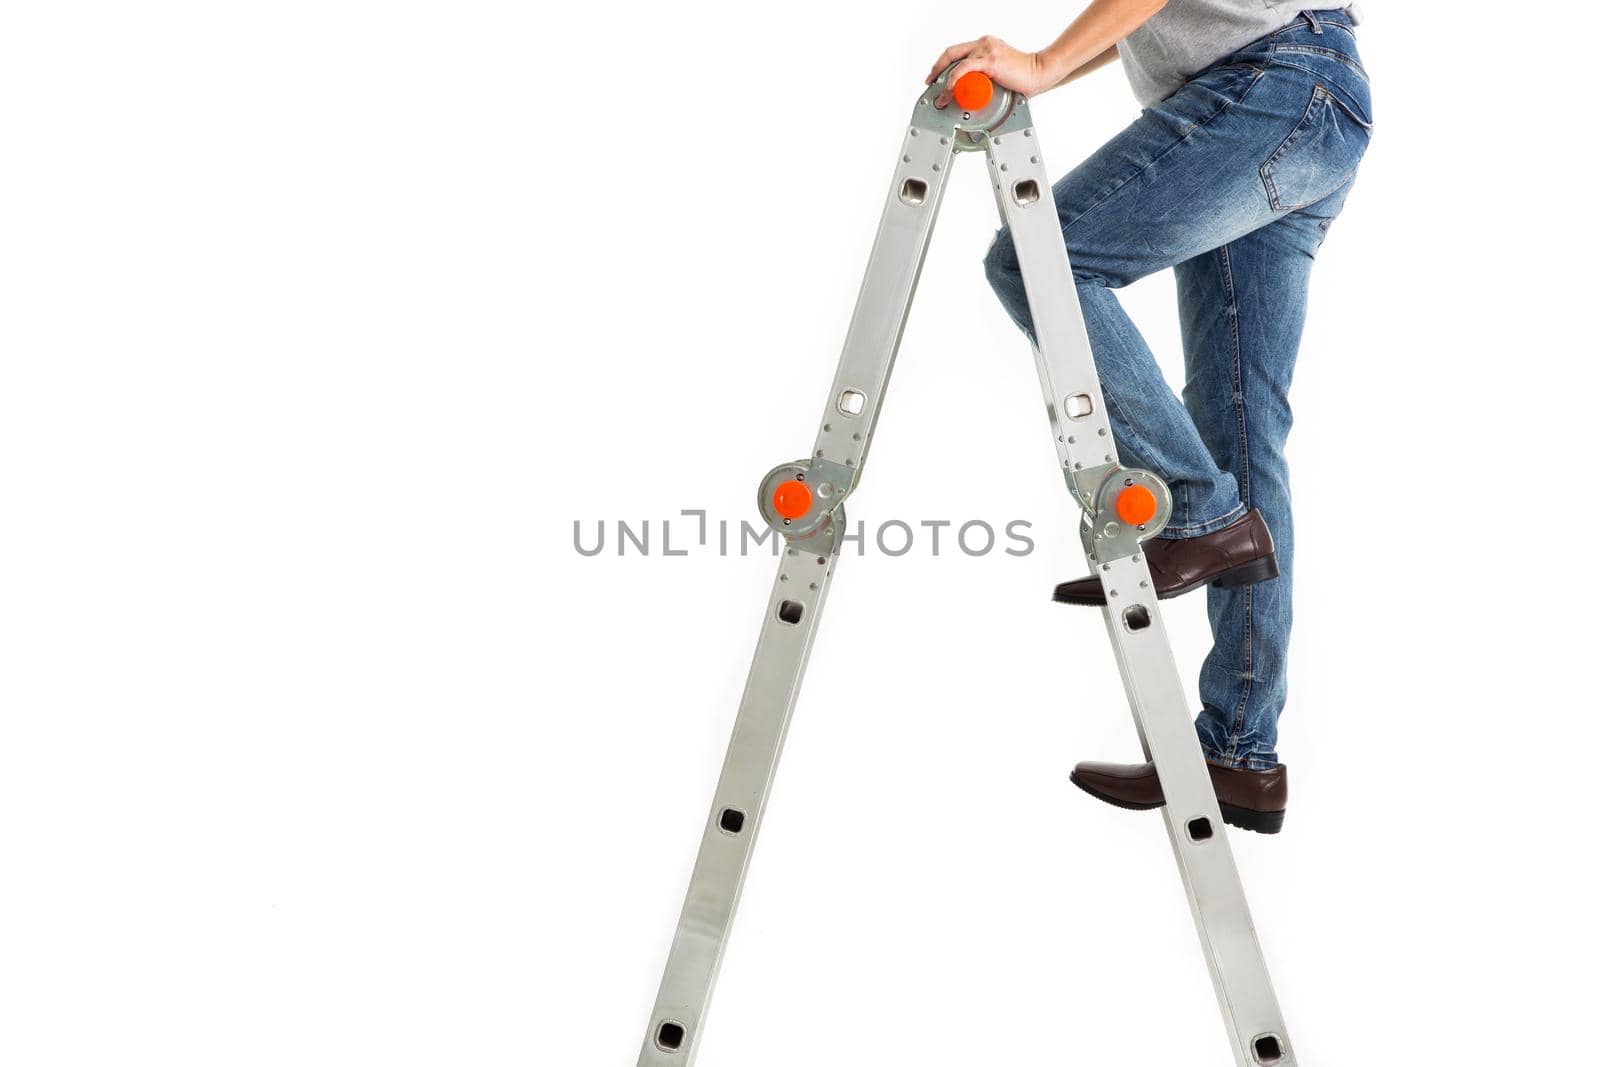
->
xmin=986 ymin=111 xmax=1295 ymax=1067
xmin=1097 ymin=556 xmax=1293 ymax=1066
xmin=637 ymin=100 xmax=957 ymax=1067
xmin=636 ymin=546 xmax=838 ymax=1067
xmin=809 ymin=105 xmax=958 ymax=489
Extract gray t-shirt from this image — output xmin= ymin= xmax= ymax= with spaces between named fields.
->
xmin=1118 ymin=2 xmax=1345 ymax=106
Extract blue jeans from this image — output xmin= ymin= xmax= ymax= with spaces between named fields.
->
xmin=985 ymin=10 xmax=1372 ymax=770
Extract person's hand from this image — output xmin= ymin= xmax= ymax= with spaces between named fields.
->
xmin=925 ymin=36 xmax=1051 ymax=107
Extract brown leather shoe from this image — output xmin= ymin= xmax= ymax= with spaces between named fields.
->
xmin=1053 ymin=508 xmax=1278 ymax=606
xmin=1069 ymin=759 xmax=1288 ymax=834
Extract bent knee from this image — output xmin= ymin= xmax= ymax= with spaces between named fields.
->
xmin=983 ymin=228 xmax=1020 ymax=288
xmin=987 ymin=228 xmax=1110 ymax=293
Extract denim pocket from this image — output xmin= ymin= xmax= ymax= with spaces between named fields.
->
xmin=1259 ymin=83 xmax=1373 ymax=211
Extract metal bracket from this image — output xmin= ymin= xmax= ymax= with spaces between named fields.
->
xmin=1086 ymin=466 xmax=1172 ymax=562
xmin=914 ymin=64 xmax=1023 ymax=147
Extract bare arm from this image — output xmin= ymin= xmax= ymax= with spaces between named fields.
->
xmin=1058 ymin=43 xmax=1122 ymax=88
xmin=925 ymin=0 xmax=1168 ymax=106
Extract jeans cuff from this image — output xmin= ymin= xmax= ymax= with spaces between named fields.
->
xmin=1157 ymin=500 xmax=1247 ymax=540
xmin=1202 ymin=748 xmax=1279 ymax=771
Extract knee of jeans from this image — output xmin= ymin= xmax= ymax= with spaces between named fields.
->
xmin=982 ymin=230 xmax=1018 ymax=293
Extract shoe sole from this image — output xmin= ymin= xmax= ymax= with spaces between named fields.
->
xmin=1053 ymin=552 xmax=1281 ymax=607
xmin=1069 ymin=770 xmax=1285 ymax=835
xmin=1218 ymin=801 xmax=1286 ymax=834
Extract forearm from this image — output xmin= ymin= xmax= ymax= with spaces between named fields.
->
xmin=1038 ymin=0 xmax=1167 ymax=88
xmin=1057 ymin=43 xmax=1121 ymax=88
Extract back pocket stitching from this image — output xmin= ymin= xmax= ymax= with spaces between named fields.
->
xmin=1258 ymin=83 xmax=1370 ymax=212
xmin=1260 ymin=84 xmax=1328 ymax=211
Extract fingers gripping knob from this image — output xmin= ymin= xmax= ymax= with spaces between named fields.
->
xmin=952 ymin=71 xmax=993 ymax=111
xmin=1116 ymin=484 xmax=1159 ymax=526
xmin=772 ymin=479 xmax=812 ymax=521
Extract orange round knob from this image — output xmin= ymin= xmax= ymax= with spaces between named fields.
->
xmin=772 ymin=479 xmax=812 ymax=521
xmin=1115 ymin=484 xmax=1158 ymax=526
xmin=952 ymin=71 xmax=993 ymax=111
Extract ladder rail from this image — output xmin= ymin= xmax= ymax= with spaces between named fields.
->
xmin=636 ymin=91 xmax=958 ymax=1066
xmin=635 ymin=543 xmax=839 ymax=1067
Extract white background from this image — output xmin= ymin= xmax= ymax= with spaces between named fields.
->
xmin=2 ymin=3 xmax=1596 ymax=1065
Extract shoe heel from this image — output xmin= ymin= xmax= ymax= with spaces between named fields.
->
xmin=1219 ymin=802 xmax=1285 ymax=835
xmin=1212 ymin=553 xmax=1280 ymax=588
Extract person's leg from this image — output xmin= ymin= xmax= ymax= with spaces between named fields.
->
xmin=983 ymin=17 xmax=1372 ymax=798
xmin=983 ymin=57 xmax=1289 ymax=538
xmin=1178 ymin=183 xmax=1356 ymax=769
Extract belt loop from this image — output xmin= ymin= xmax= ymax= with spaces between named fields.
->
xmin=1303 ymin=10 xmax=1325 ymax=34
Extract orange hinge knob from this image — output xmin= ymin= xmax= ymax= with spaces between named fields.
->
xmin=772 ymin=479 xmax=813 ymax=521
xmin=952 ymin=71 xmax=993 ymax=111
xmin=1115 ymin=484 xmax=1158 ymax=526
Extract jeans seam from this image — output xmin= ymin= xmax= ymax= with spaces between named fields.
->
xmin=1271 ymin=44 xmax=1369 ymax=80
xmin=1220 ymin=244 xmax=1251 ymax=508
xmin=1227 ymin=586 xmax=1256 ymax=758
xmin=1220 ymin=241 xmax=1255 ymax=758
